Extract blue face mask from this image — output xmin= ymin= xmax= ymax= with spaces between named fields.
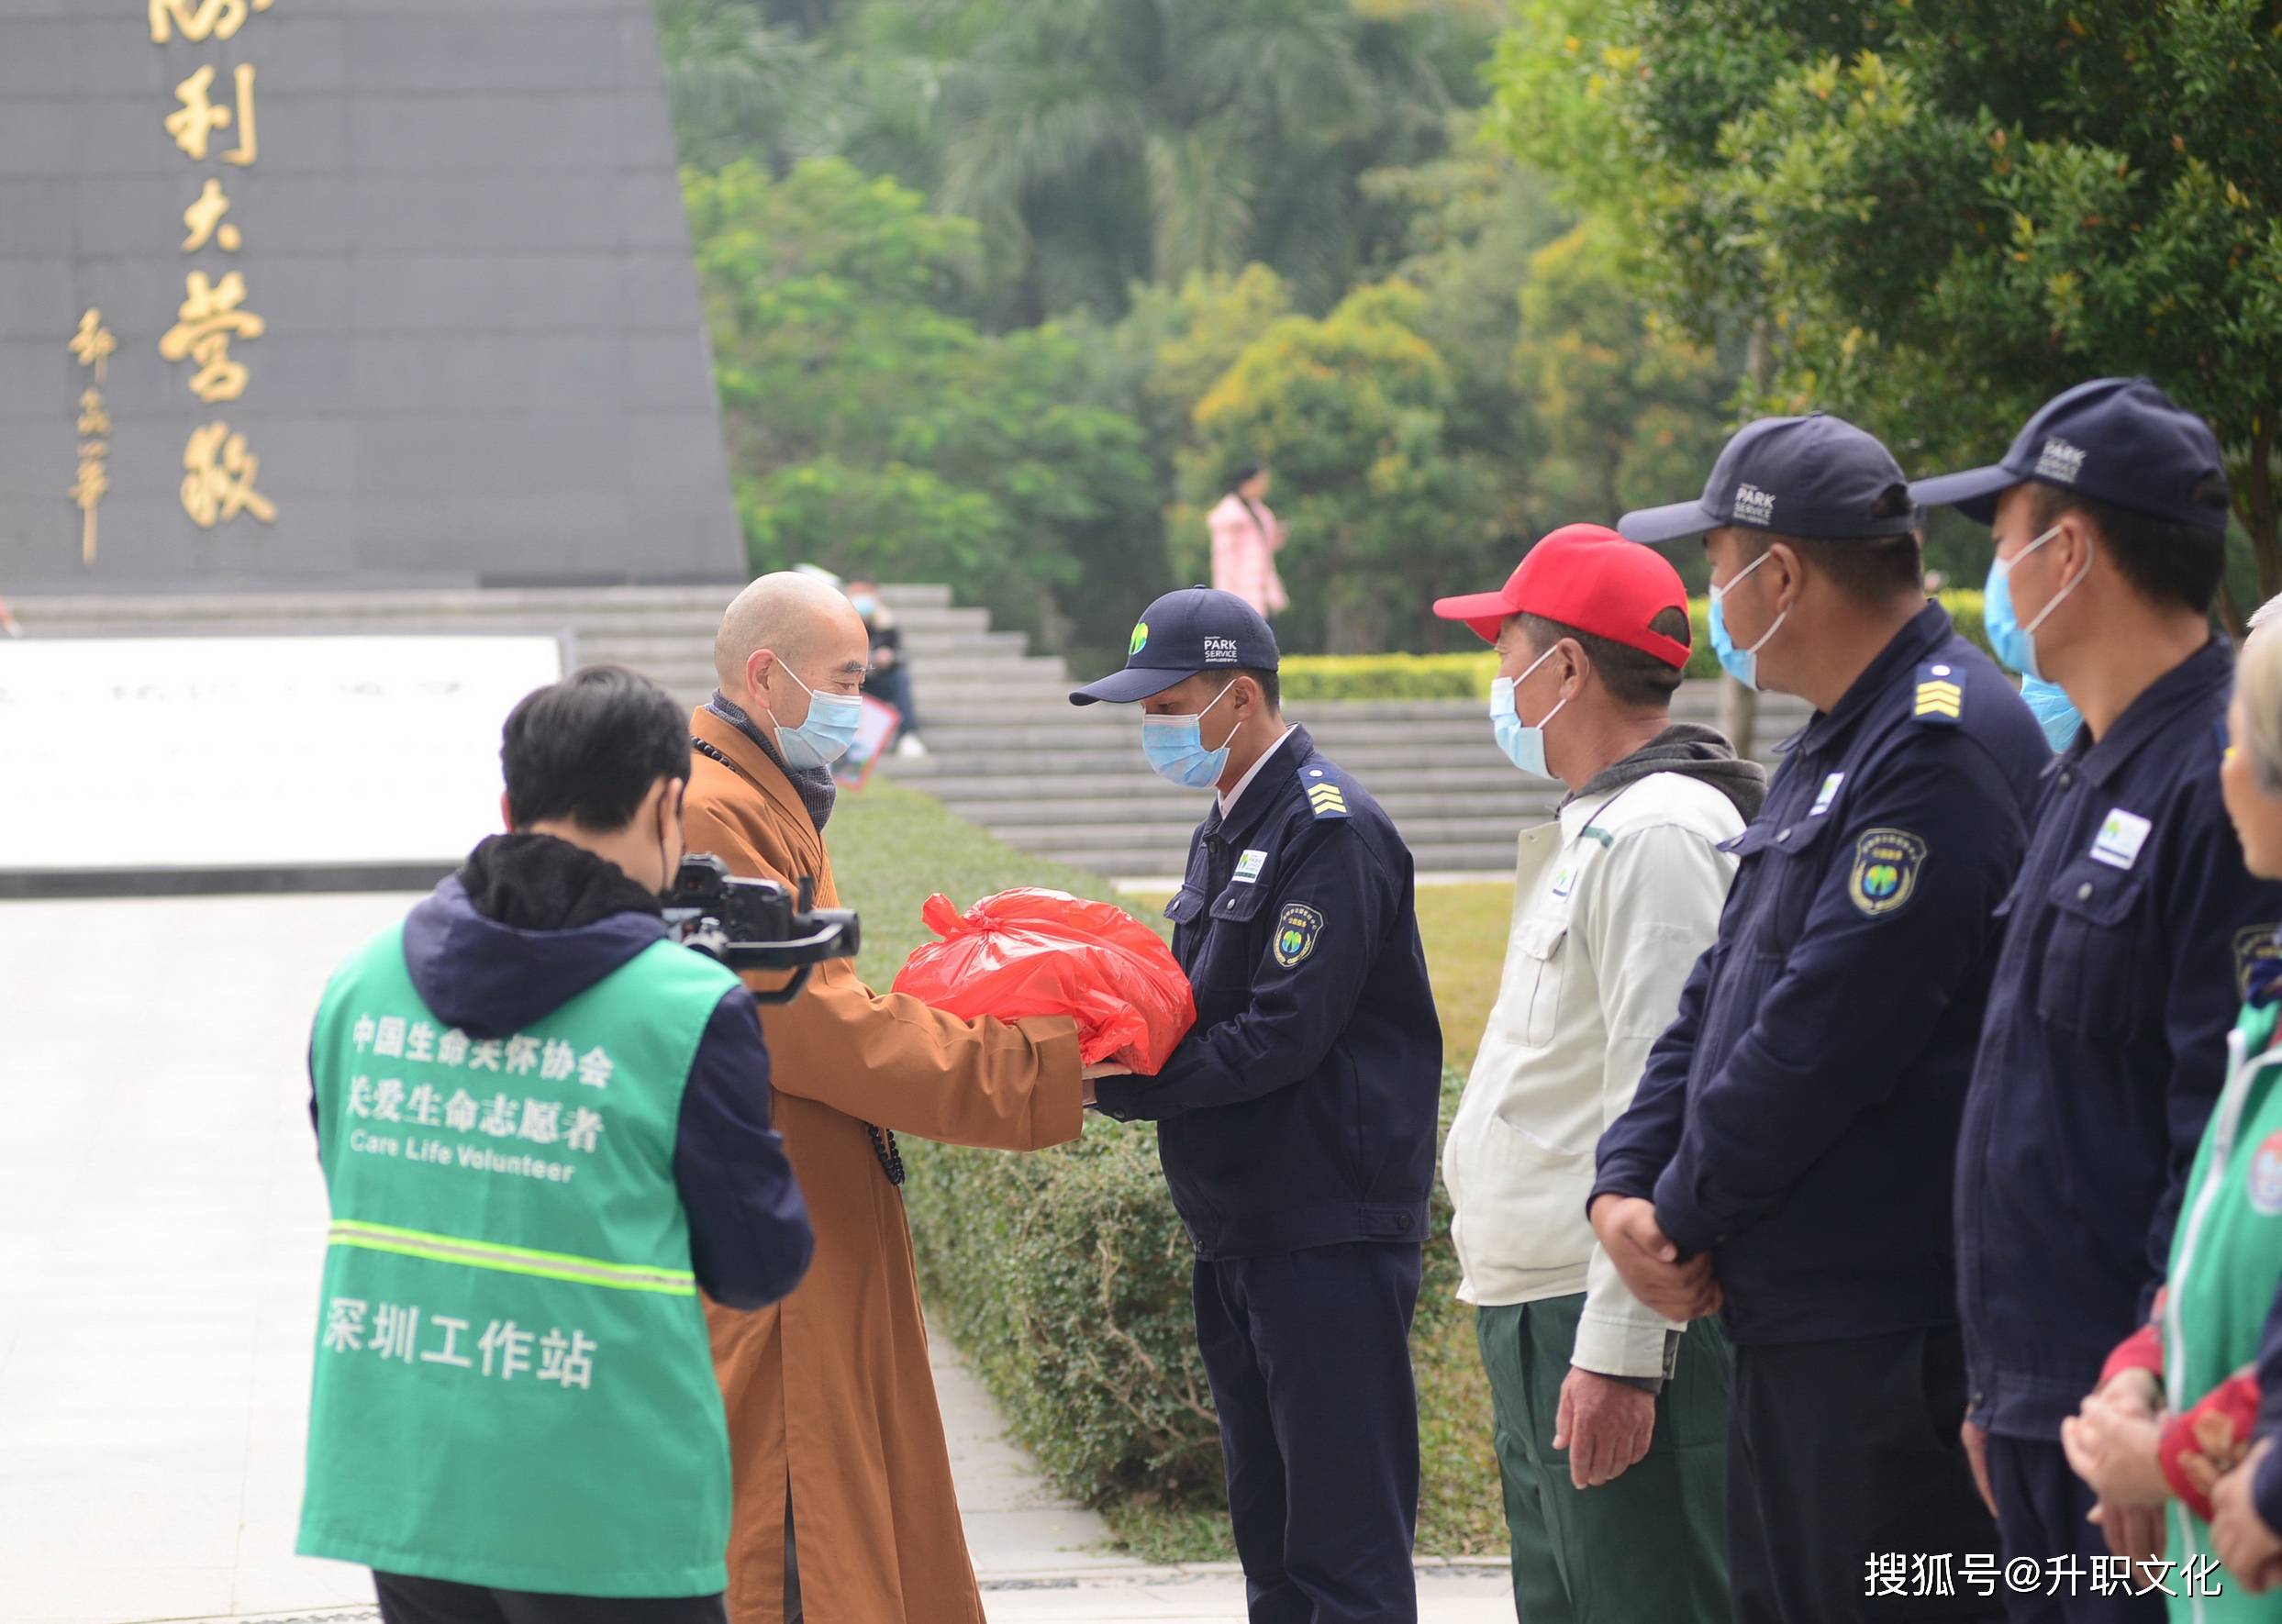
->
xmin=1708 ymin=549 xmax=1788 ymax=692
xmin=1983 ymin=521 xmax=2081 ymax=682
xmin=1141 ymin=681 xmax=1237 ymax=789
xmin=2020 ymin=675 xmax=2084 ymax=752
xmin=1490 ymin=647 xmax=1567 ymax=779
xmin=850 ymin=594 xmax=879 ymax=619
xmin=771 ymin=663 xmax=863 ymax=771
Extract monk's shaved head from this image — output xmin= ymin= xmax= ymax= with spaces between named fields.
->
xmin=715 ymin=572 xmax=868 ymax=694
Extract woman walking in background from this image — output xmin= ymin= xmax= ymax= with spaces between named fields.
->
xmin=1208 ymin=462 xmax=1288 ymax=620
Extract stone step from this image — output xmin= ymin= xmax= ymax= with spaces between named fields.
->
xmin=938 ymin=786 xmax=1561 ymax=829
xmin=901 ymin=704 xmax=1809 ymax=744
xmin=975 ymin=812 xmax=1538 ymax=853
xmin=593 ymin=651 xmax=1068 ymax=687
xmin=3 ymin=583 xmax=955 ymax=617
xmin=574 ymin=628 xmax=1033 ymax=663
xmin=888 ymin=716 xmax=1523 ymax=749
xmin=6 ymin=603 xmax=998 ymax=640
xmin=897 ymin=762 xmax=1543 ymax=801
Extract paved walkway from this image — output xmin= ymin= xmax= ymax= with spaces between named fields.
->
xmin=0 ymin=895 xmax=1509 ymax=1623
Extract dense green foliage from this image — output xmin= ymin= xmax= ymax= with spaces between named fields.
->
xmin=824 ymin=777 xmax=1500 ymax=1558
xmin=1486 ymin=0 xmax=2282 ymax=619
xmin=665 ymin=0 xmax=2279 ymax=660
xmin=662 ymin=0 xmax=1748 ymax=665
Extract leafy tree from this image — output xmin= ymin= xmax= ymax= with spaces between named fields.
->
xmin=685 ymin=159 xmax=1155 ymax=641
xmin=654 ymin=0 xmax=826 ymax=172
xmin=1186 ymin=280 xmax=1497 ymax=651
xmin=905 ymin=0 xmax=1489 ymax=323
xmin=1512 ymin=217 xmax=1733 ymax=587
xmin=1488 ymin=0 xmax=2282 ymax=616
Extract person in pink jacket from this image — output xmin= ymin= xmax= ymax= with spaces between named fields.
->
xmin=1208 ymin=462 xmax=1289 ymax=619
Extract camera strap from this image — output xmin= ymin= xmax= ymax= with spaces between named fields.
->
xmin=691 ymin=734 xmax=764 ymax=791
xmin=688 ymin=734 xmax=904 ymax=1189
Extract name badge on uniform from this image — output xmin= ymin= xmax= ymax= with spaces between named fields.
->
xmin=1811 ymin=773 xmax=1844 ymax=818
xmin=1551 ymin=860 xmax=1577 ymax=899
xmin=1232 ymin=849 xmax=1268 ymax=885
xmin=2089 ymin=808 xmax=2153 ymax=871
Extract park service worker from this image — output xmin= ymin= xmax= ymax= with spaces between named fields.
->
xmin=1070 ymin=585 xmax=1443 ymax=1624
xmin=1593 ymin=414 xmax=2048 ymax=1622
xmin=1916 ymin=377 xmax=2282 ymax=1624
xmin=1434 ymin=523 xmax=1763 ymax=1624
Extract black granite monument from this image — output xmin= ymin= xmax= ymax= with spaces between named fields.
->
xmin=0 ymin=0 xmax=743 ymax=590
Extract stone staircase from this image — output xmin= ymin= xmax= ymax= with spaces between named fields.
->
xmin=4 ymin=584 xmax=1806 ymax=880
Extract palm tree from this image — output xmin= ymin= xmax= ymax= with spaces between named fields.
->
xmin=923 ymin=0 xmax=1472 ymax=322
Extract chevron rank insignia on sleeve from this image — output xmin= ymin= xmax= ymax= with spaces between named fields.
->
xmin=1913 ymin=662 xmax=1964 ymax=726
xmin=1303 ymin=770 xmax=1351 ymax=819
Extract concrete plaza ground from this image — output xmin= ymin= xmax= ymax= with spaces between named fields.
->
xmin=0 ymin=893 xmax=1509 ymax=1623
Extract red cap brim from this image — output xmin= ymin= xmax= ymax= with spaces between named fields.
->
xmin=1430 ymin=590 xmax=1516 ymax=646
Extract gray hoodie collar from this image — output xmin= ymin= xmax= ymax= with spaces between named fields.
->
xmin=1565 ymin=723 xmax=1767 ymax=823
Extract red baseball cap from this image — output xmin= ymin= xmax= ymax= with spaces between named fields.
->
xmin=1432 ymin=522 xmax=1693 ymax=668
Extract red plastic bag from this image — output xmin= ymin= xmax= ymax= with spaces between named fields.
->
xmin=891 ymin=888 xmax=1197 ymax=1073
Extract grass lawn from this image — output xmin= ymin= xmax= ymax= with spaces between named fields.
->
xmin=825 ymin=779 xmax=1519 ymax=1563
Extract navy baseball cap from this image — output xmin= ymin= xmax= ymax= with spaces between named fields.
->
xmin=1618 ymin=413 xmax=1917 ymax=544
xmin=1069 ymin=586 xmax=1281 ymax=706
xmin=1909 ymin=377 xmax=2230 ymax=531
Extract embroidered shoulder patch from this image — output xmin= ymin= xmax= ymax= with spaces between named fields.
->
xmin=1913 ymin=662 xmax=1964 ymax=726
xmin=1849 ymin=829 xmax=1928 ymax=918
xmin=1274 ymin=904 xmax=1324 ymax=968
xmin=1302 ymin=769 xmax=1350 ymax=819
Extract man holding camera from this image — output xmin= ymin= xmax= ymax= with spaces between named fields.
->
xmin=297 ymin=665 xmax=816 ymax=1623
xmin=690 ymin=571 xmax=1096 ymax=1624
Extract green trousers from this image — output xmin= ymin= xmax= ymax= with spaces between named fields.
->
xmin=1475 ymin=1293 xmax=1733 ymax=1624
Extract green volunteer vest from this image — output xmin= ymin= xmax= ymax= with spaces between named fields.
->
xmin=296 ymin=920 xmax=741 ymax=1597
xmin=2164 ymin=1000 xmax=2282 ymax=1621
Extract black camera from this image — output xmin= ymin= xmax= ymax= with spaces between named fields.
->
xmin=661 ymin=853 xmax=860 ymax=1005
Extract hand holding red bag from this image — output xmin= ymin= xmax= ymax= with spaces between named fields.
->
xmin=890 ymin=888 xmax=1197 ymax=1074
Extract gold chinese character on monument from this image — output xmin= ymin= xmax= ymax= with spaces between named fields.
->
xmin=78 ymin=391 xmax=112 ymax=439
xmin=167 ymin=63 xmax=258 ymax=165
xmin=183 ymin=178 xmax=241 ymax=252
xmin=149 ymin=0 xmax=273 ymax=46
xmin=160 ymin=271 xmax=265 ymax=403
xmin=70 ymin=442 xmax=109 ymax=565
xmin=69 ymin=309 xmax=117 ymax=381
xmin=181 ymin=422 xmax=276 ymax=528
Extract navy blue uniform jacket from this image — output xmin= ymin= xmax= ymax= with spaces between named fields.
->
xmin=1959 ymin=639 xmax=2282 ymax=1439
xmin=1594 ymin=604 xmax=2047 ymax=1343
xmin=1093 ymin=727 xmax=1442 ymax=1261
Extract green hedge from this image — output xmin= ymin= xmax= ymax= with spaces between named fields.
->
xmin=826 ymin=780 xmax=1500 ymax=1560
xmin=1282 ymin=589 xmax=1992 ymax=697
